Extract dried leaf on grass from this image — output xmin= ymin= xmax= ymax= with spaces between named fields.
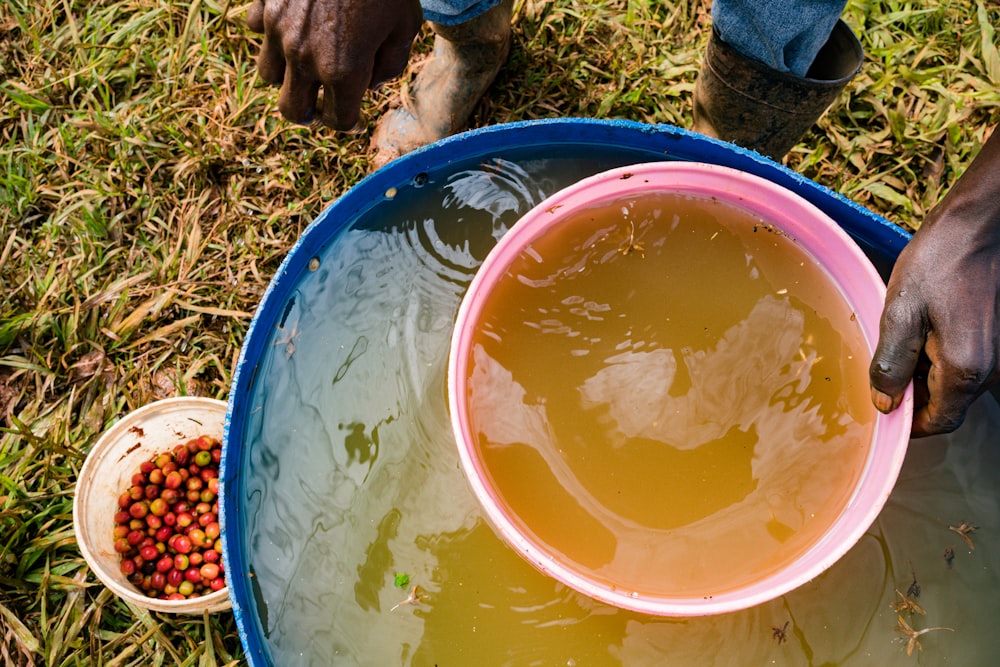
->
xmin=68 ymin=348 xmax=106 ymax=383
xmin=0 ymin=601 xmax=40 ymax=657
xmin=865 ymin=181 xmax=914 ymax=211
xmin=0 ymin=368 xmax=26 ymax=420
xmin=976 ymin=1 xmax=999 ymax=83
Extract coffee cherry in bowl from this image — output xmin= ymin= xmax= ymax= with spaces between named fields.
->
xmin=112 ymin=434 xmax=226 ymax=601
xmin=74 ymin=397 xmax=231 ymax=614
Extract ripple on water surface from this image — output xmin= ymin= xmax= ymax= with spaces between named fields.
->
xmin=238 ymin=149 xmax=1000 ymax=666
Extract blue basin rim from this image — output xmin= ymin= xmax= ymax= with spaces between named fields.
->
xmin=219 ymin=118 xmax=912 ymax=666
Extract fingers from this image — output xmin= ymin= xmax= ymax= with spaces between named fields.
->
xmin=319 ymin=25 xmax=417 ymax=129
xmin=248 ymin=1 xmax=286 ymax=85
xmin=256 ymin=32 xmax=287 ymax=86
xmin=318 ymin=65 xmax=369 ymax=130
xmin=246 ymin=0 xmax=266 ymax=33
xmin=254 ymin=8 xmax=324 ymax=124
xmin=320 ymin=86 xmax=365 ymax=132
xmin=369 ymin=32 xmax=415 ymax=89
xmin=910 ymin=335 xmax=988 ymax=437
xmin=250 ymin=2 xmax=420 ymax=130
xmin=279 ymin=65 xmax=322 ymax=124
xmin=254 ymin=20 xmax=377 ymax=128
xmin=911 ymin=389 xmax=970 ymax=438
xmin=872 ymin=283 xmax=995 ymax=437
xmin=869 ymin=291 xmax=925 ymax=413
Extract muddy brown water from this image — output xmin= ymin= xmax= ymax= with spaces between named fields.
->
xmin=238 ymin=153 xmax=999 ymax=666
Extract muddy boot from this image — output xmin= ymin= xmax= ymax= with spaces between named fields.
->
xmin=371 ymin=0 xmax=513 ymax=168
xmin=692 ymin=19 xmax=863 ymax=160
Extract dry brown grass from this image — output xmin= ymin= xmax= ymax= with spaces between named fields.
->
xmin=1 ymin=0 xmax=997 ymax=663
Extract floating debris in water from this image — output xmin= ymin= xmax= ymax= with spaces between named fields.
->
xmin=891 ymin=589 xmax=926 ymax=616
xmin=390 ymin=585 xmax=427 ymax=612
xmin=617 ymin=220 xmax=645 ymax=257
xmin=949 ymin=521 xmax=978 ymax=551
xmin=894 ymin=615 xmax=954 ymax=657
xmin=273 ymin=319 xmax=300 ymax=360
xmin=944 ymin=546 xmax=956 ymax=569
xmin=906 ymin=560 xmax=920 ymax=599
xmin=772 ymin=621 xmax=789 ymax=644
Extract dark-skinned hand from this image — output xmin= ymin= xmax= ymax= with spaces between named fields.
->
xmin=246 ymin=0 xmax=423 ymax=129
xmin=870 ymin=128 xmax=1000 ymax=437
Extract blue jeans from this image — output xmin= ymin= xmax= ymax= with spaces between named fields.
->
xmin=712 ymin=0 xmax=848 ymax=76
xmin=423 ymin=0 xmax=846 ymax=76
xmin=421 ymin=0 xmax=500 ymax=25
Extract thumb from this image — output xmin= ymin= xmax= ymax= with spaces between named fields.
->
xmin=869 ymin=296 xmax=925 ymax=413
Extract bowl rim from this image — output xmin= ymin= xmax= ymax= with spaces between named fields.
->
xmin=73 ymin=396 xmax=232 ymax=614
xmin=447 ymin=160 xmax=913 ymax=616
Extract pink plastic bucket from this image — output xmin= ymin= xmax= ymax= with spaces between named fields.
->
xmin=448 ymin=161 xmax=913 ymax=616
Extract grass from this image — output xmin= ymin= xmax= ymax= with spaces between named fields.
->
xmin=1 ymin=0 xmax=997 ymax=664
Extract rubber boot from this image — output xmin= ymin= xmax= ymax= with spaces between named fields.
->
xmin=692 ymin=19 xmax=863 ymax=160
xmin=371 ymin=0 xmax=513 ymax=169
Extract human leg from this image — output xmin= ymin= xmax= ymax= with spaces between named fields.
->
xmin=710 ymin=0 xmax=847 ymax=76
xmin=371 ymin=0 xmax=513 ymax=168
xmin=693 ymin=0 xmax=862 ymax=159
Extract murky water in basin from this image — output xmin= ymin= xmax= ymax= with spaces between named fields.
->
xmin=238 ymin=148 xmax=1000 ymax=666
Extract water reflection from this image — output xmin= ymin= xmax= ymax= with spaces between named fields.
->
xmin=241 ymin=150 xmax=999 ymax=666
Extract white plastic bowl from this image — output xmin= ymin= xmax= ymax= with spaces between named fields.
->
xmin=73 ymin=396 xmax=231 ymax=614
xmin=449 ymin=161 xmax=913 ymax=616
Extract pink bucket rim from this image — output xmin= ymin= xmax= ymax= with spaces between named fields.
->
xmin=448 ymin=161 xmax=913 ymax=616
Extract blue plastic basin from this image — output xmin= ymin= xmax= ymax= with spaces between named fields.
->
xmin=220 ymin=119 xmax=912 ymax=665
